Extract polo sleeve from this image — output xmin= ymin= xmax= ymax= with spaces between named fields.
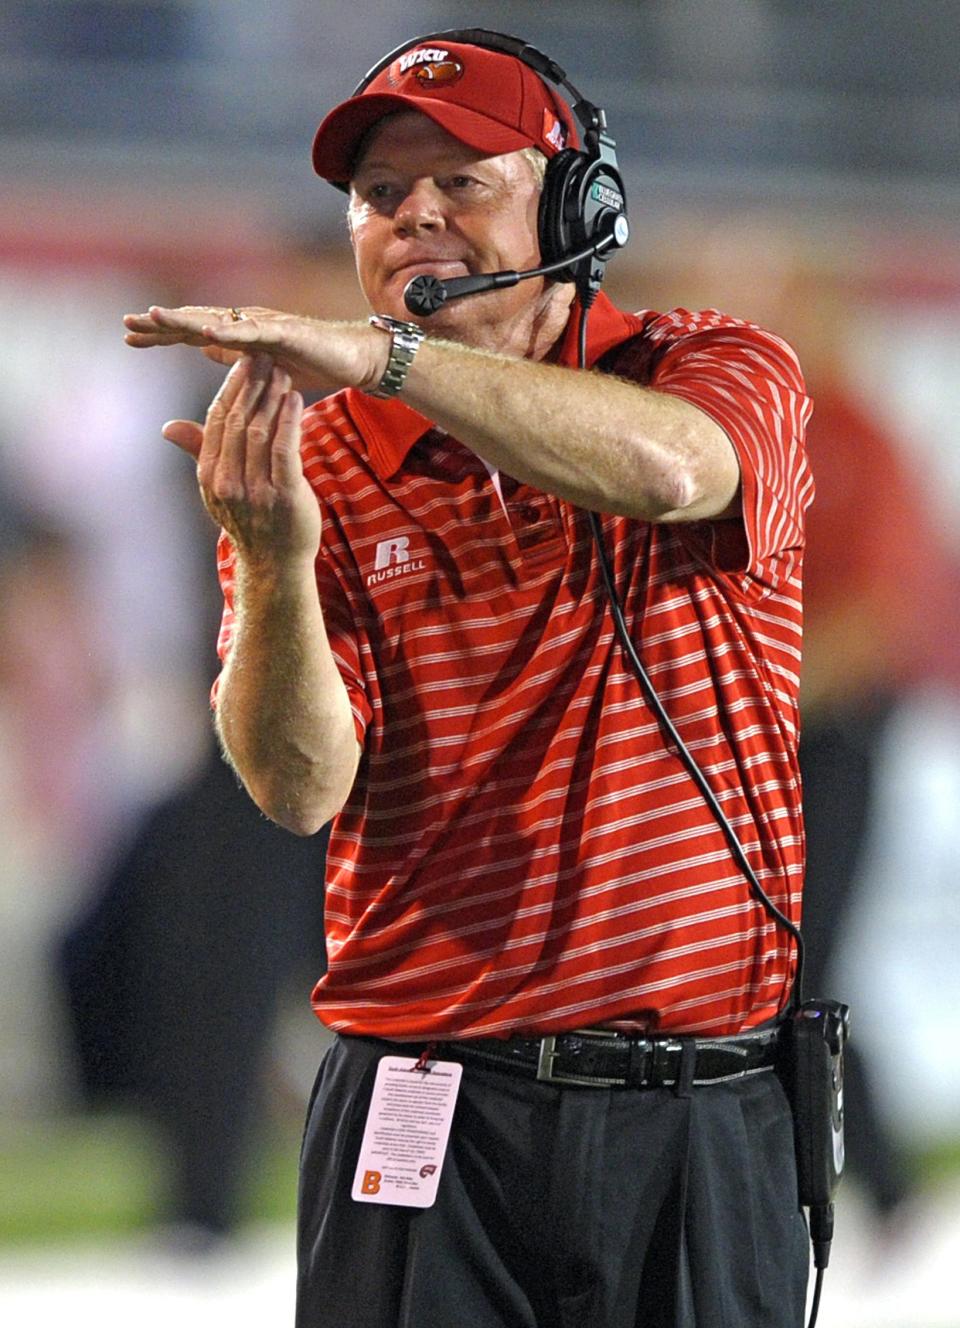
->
xmin=314 ymin=545 xmax=373 ymax=746
xmin=647 ymin=311 xmax=814 ymax=590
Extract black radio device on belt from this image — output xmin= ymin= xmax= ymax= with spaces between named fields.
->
xmin=781 ymin=1001 xmax=851 ymax=1291
xmin=361 ymin=28 xmax=851 ymax=1328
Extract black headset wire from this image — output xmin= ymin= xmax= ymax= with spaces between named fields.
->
xmin=576 ymin=301 xmax=806 ymax=1015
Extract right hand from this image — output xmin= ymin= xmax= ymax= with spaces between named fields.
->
xmin=163 ymin=355 xmax=321 ymax=565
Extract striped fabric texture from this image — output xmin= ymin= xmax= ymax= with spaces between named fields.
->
xmin=215 ymin=293 xmax=814 ymax=1040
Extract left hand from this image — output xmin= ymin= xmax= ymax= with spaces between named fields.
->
xmin=122 ymin=304 xmax=388 ymax=396
xmin=161 ymin=355 xmax=322 ymax=565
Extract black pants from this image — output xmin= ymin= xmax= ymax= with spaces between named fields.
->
xmin=296 ymin=1034 xmax=809 ymax=1328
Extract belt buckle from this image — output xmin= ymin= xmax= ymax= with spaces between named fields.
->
xmin=535 ymin=1032 xmax=627 ymax=1087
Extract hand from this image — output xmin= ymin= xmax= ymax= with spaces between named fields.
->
xmin=123 ymin=304 xmax=388 ymax=396
xmin=164 ymin=355 xmax=321 ymax=565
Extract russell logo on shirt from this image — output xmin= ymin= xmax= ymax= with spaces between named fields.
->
xmin=367 ymin=535 xmax=427 ymax=588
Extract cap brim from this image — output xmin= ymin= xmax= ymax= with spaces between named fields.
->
xmin=312 ymin=93 xmax=535 ymax=186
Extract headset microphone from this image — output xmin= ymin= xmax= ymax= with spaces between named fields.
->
xmin=403 ymin=219 xmax=628 ymax=316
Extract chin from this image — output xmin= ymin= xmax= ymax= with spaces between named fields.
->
xmin=417 ymin=290 xmax=533 ymax=349
xmin=414 ymin=306 xmax=489 ymax=347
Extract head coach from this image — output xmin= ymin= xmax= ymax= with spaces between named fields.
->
xmin=125 ymin=27 xmax=815 ymax=1328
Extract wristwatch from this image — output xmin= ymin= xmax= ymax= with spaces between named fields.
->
xmin=367 ymin=314 xmax=426 ymax=399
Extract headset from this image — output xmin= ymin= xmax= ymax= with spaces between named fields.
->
xmin=351 ymin=28 xmax=630 ymax=312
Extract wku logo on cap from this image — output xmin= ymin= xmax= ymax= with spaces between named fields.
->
xmin=393 ymin=47 xmax=464 ymax=87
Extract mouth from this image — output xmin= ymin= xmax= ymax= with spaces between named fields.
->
xmin=390 ymin=258 xmax=471 ymax=283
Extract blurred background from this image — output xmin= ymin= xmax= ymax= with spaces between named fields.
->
xmin=1 ymin=1 xmax=958 ymax=1325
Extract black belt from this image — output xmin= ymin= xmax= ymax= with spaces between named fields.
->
xmin=443 ymin=1025 xmax=782 ymax=1089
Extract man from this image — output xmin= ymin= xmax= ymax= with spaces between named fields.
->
xmin=125 ymin=30 xmax=813 ymax=1328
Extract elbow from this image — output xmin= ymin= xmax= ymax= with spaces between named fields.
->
xmin=640 ymin=465 xmax=698 ymax=521
xmin=257 ymin=791 xmax=338 ymax=837
xmin=215 ymin=708 xmax=360 ymax=836
xmin=256 ymin=779 xmax=349 ymax=837
xmin=641 ymin=455 xmax=740 ymax=522
xmin=662 ymin=467 xmax=699 ymax=514
xmin=243 ymin=766 xmax=353 ymax=837
xmin=273 ymin=809 xmax=330 ymax=838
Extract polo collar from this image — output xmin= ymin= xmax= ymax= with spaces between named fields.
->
xmin=344 ymin=292 xmax=644 ymax=480
xmin=345 ymin=390 xmax=433 ymax=479
xmin=549 ymin=290 xmax=646 ymax=369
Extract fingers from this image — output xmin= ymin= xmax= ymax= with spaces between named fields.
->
xmin=161 ymin=419 xmax=204 ymax=458
xmin=160 ymin=357 xmax=253 ymax=465
xmin=200 ymin=355 xmax=268 ymax=498
xmin=245 ymin=363 xmax=292 ymax=492
xmin=198 ymin=355 xmax=252 ymax=480
xmin=271 ymin=389 xmax=306 ymax=490
xmin=123 ymin=305 xmax=265 ymax=350
xmin=123 ymin=304 xmax=322 ymax=398
xmin=199 ymin=356 xmax=294 ymax=505
xmin=208 ymin=352 xmax=254 ymax=419
xmin=168 ymin=351 xmax=314 ymax=557
xmin=123 ymin=306 xmax=215 ymax=348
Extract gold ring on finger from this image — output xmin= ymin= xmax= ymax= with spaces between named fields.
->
xmin=229 ymin=306 xmax=243 ymax=322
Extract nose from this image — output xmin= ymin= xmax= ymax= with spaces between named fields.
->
xmin=393 ymin=179 xmax=446 ymax=236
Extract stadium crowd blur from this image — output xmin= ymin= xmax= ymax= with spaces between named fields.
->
xmin=2 ymin=0 xmax=960 ymax=1279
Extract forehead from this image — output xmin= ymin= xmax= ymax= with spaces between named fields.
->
xmin=352 ymin=111 xmax=491 ymax=177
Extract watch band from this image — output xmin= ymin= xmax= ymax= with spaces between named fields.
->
xmin=367 ymin=314 xmax=425 ymax=399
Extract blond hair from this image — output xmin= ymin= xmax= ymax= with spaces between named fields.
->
xmin=518 ymin=146 xmax=549 ymax=188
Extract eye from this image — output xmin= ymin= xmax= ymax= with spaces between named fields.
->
xmin=351 ymin=176 xmax=401 ymax=210
xmin=445 ymin=174 xmax=478 ymax=191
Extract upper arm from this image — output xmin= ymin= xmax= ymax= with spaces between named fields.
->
xmin=640 ymin=314 xmax=814 ymax=580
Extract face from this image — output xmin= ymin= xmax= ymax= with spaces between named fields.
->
xmin=347 ymin=112 xmax=573 ymax=356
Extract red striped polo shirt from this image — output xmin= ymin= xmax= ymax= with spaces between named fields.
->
xmin=215 ymin=292 xmax=814 ymax=1040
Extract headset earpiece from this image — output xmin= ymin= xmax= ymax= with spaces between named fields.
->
xmin=538 ymin=149 xmax=584 ymax=279
xmin=538 ymin=147 xmax=627 ymax=287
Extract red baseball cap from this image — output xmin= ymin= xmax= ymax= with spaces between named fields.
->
xmin=312 ymin=37 xmax=579 ymax=187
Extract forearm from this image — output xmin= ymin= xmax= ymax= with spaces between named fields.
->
xmin=125 ymin=304 xmax=740 ymax=521
xmin=401 ymin=338 xmax=741 ymax=521
xmin=216 ymin=555 xmax=360 ymax=836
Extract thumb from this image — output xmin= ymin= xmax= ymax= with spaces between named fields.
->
xmin=162 ymin=418 xmax=204 ymax=458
